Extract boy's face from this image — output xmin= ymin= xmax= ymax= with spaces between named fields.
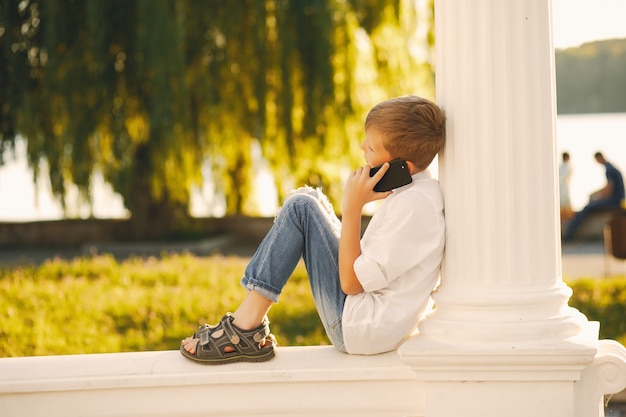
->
xmin=361 ymin=128 xmax=392 ymax=167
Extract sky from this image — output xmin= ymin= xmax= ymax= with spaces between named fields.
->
xmin=2 ymin=0 xmax=626 ymax=221
xmin=552 ymin=0 xmax=626 ymax=49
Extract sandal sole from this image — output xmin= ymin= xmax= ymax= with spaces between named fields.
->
xmin=179 ymin=344 xmax=276 ymax=365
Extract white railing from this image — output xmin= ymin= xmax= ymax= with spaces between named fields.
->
xmin=1 ymin=341 xmax=626 ymax=416
xmin=0 ymin=346 xmax=424 ymax=417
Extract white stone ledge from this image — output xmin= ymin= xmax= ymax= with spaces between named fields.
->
xmin=0 ymin=346 xmax=424 ymax=417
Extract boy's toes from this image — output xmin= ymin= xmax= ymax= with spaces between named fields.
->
xmin=181 ymin=337 xmax=198 ymax=354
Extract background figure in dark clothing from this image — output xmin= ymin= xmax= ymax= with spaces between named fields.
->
xmin=563 ymin=152 xmax=625 ymax=242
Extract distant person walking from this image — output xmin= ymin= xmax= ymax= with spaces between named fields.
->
xmin=563 ymin=152 xmax=625 ymax=242
xmin=559 ymin=151 xmax=573 ymax=219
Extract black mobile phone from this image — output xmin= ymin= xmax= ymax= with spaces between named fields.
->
xmin=369 ymin=158 xmax=412 ymax=192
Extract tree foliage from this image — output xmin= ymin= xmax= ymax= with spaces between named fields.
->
xmin=0 ymin=0 xmax=434 ymax=237
xmin=556 ymin=38 xmax=626 ymax=114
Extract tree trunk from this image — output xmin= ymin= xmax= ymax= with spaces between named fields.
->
xmin=125 ymin=144 xmax=192 ymax=240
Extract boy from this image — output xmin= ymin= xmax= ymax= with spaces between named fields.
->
xmin=181 ymin=95 xmax=446 ymax=363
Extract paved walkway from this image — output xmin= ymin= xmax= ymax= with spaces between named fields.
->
xmin=0 ymin=235 xmax=259 ymax=265
xmin=562 ymin=241 xmax=626 ymax=279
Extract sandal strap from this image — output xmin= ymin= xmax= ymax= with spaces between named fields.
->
xmin=193 ymin=314 xmax=269 ymax=339
xmin=192 ymin=324 xmax=212 ymax=338
xmin=198 ymin=314 xmax=271 ymax=356
xmin=221 ymin=315 xmax=243 ymax=345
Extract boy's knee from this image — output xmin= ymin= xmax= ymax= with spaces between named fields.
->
xmin=274 ymin=188 xmax=317 ymax=222
xmin=275 ymin=187 xmax=335 ymax=223
xmin=287 ymin=186 xmax=322 ymax=200
xmin=283 ymin=187 xmax=325 ymax=209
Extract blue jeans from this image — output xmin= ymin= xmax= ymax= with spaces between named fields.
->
xmin=240 ymin=187 xmax=347 ymax=352
xmin=563 ymin=198 xmax=622 ymax=241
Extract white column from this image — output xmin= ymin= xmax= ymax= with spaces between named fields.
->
xmin=398 ymin=1 xmax=615 ymax=416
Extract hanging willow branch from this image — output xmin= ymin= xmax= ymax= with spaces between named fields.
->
xmin=0 ymin=0 xmax=434 ymax=234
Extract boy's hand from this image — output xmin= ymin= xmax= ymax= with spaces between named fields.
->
xmin=342 ymin=163 xmax=392 ymax=214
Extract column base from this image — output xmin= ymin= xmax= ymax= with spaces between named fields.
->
xmin=397 ymin=322 xmax=626 ymax=417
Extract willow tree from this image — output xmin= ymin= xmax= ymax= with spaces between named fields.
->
xmin=0 ymin=0 xmax=434 ymax=238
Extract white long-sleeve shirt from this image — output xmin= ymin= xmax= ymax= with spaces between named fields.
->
xmin=342 ymin=170 xmax=445 ymax=354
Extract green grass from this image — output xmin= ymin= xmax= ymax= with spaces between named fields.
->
xmin=0 ymin=253 xmax=329 ymax=357
xmin=1 ymin=253 xmax=625 ymax=358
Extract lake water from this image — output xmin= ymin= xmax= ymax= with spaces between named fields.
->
xmin=0 ymin=112 xmax=625 ymax=221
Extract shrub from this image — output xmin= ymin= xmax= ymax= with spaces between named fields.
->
xmin=568 ymin=277 xmax=626 ymax=346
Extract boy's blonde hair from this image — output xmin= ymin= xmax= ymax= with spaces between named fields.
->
xmin=365 ymin=95 xmax=445 ymax=170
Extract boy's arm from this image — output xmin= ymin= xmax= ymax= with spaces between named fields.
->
xmin=339 ymin=165 xmax=391 ymax=295
xmin=338 ymin=208 xmax=364 ymax=294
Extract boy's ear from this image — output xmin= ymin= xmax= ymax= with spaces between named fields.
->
xmin=406 ymin=160 xmax=420 ymax=174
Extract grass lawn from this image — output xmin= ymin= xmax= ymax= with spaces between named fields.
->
xmin=0 ymin=253 xmax=329 ymax=357
xmin=1 ymin=252 xmax=625 ymax=357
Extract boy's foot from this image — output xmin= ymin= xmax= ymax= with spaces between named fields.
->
xmin=180 ymin=313 xmax=276 ymax=365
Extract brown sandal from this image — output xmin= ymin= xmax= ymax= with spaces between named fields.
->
xmin=180 ymin=313 xmax=276 ymax=365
